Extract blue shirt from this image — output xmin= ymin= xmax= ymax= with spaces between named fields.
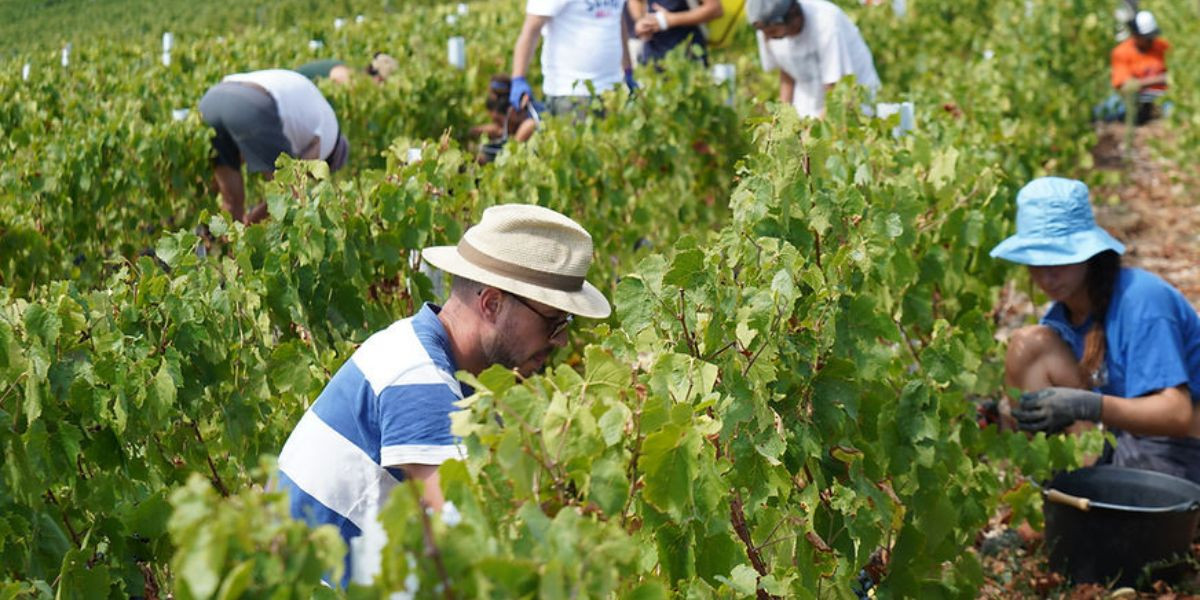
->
xmin=277 ymin=304 xmax=468 ymax=585
xmin=1042 ymin=268 xmax=1200 ymax=482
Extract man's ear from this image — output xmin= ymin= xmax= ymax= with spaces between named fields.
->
xmin=478 ymin=287 xmax=505 ymax=323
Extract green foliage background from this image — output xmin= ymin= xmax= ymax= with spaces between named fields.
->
xmin=1 ymin=0 xmax=1197 ymax=597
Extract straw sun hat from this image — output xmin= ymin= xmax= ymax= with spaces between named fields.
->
xmin=989 ymin=177 xmax=1125 ymax=266
xmin=422 ymin=204 xmax=612 ymax=319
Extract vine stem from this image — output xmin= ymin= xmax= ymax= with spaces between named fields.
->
xmin=813 ymin=230 xmax=822 ymax=271
xmin=742 ymin=308 xmax=783 ymax=378
xmin=730 ymin=489 xmax=777 ymax=600
xmin=896 ymin=319 xmax=924 ymax=368
xmin=703 ymin=340 xmax=737 ymax=362
xmin=620 ymin=393 xmax=647 ymax=528
xmin=407 ymin=481 xmax=455 ymax=600
xmin=677 ymin=288 xmax=699 ymax=357
xmin=45 ymin=489 xmax=81 ymax=546
xmin=189 ymin=420 xmax=229 ymax=497
xmin=0 ymin=371 xmax=28 ymax=419
xmin=494 ymin=395 xmax=569 ymax=504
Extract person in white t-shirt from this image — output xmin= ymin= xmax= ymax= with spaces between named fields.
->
xmin=747 ymin=0 xmax=880 ymax=119
xmin=509 ymin=0 xmax=634 ymax=118
xmin=199 ymin=69 xmax=349 ymax=224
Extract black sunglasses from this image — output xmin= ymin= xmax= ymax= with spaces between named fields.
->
xmin=507 ymin=293 xmax=573 ymax=340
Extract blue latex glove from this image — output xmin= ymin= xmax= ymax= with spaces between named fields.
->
xmin=624 ymin=68 xmax=638 ymax=92
xmin=509 ymin=76 xmax=533 ymax=109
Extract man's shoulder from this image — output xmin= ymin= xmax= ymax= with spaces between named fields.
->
xmin=351 ymin=313 xmax=457 ymax=392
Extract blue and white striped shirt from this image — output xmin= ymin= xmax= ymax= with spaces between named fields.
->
xmin=277 ymin=303 xmax=468 ymax=586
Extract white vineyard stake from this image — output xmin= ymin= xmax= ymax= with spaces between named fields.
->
xmin=61 ymin=43 xmax=71 ymax=68
xmin=875 ymin=102 xmax=916 ymax=138
xmin=448 ymin=36 xmax=466 ymax=70
xmin=162 ymin=33 xmax=173 ymax=66
xmin=710 ymin=63 xmax=736 ymax=107
xmin=22 ymin=63 xmax=30 ymax=81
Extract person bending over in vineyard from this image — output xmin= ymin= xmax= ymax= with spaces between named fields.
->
xmin=1095 ymin=10 xmax=1170 ymax=125
xmin=747 ymin=0 xmax=880 ymax=119
xmin=994 ymin=177 xmax=1200 ymax=484
xmin=275 ymin=204 xmax=611 ymax=586
xmin=199 ymin=69 xmax=349 ymax=225
xmin=509 ymin=0 xmax=635 ymax=118
xmin=627 ymin=0 xmax=724 ymax=64
xmin=295 ymin=52 xmax=400 ymax=85
xmin=471 ymin=75 xmax=539 ymax=164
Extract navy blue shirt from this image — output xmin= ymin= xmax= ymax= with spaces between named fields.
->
xmin=640 ymin=0 xmax=708 ymax=63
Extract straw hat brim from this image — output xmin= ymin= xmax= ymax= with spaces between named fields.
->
xmin=989 ymin=228 xmax=1126 ymax=266
xmin=422 ymin=246 xmax=612 ymax=319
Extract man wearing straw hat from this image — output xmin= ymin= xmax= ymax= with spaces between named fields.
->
xmin=275 ymin=204 xmax=611 ymax=586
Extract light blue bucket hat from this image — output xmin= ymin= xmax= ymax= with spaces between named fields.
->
xmin=989 ymin=177 xmax=1125 ymax=266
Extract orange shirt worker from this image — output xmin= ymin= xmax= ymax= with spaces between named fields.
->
xmin=1110 ymin=10 xmax=1169 ymax=95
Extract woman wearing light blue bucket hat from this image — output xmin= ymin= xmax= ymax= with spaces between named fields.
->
xmin=993 ymin=177 xmax=1200 ymax=484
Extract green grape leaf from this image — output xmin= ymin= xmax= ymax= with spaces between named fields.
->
xmin=640 ymin=425 xmax=701 ymax=519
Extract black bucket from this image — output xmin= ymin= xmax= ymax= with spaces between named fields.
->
xmin=1043 ymin=466 xmax=1200 ymax=588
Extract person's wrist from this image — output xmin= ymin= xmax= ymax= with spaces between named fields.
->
xmin=1083 ymin=391 xmax=1103 ymax=422
xmin=654 ymin=11 xmax=669 ymax=31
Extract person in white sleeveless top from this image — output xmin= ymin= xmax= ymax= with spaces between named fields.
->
xmin=199 ymin=69 xmax=350 ymax=224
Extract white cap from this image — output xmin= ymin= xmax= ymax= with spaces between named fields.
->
xmin=1133 ymin=10 xmax=1159 ymax=37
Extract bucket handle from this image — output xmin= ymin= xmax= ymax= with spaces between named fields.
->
xmin=1045 ymin=488 xmax=1091 ymax=512
xmin=1046 ymin=488 xmax=1200 ymax=513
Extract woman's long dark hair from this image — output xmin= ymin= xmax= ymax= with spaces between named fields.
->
xmin=1079 ymin=250 xmax=1122 ymax=385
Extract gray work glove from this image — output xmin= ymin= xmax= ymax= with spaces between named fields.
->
xmin=1012 ymin=387 xmax=1103 ymax=433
